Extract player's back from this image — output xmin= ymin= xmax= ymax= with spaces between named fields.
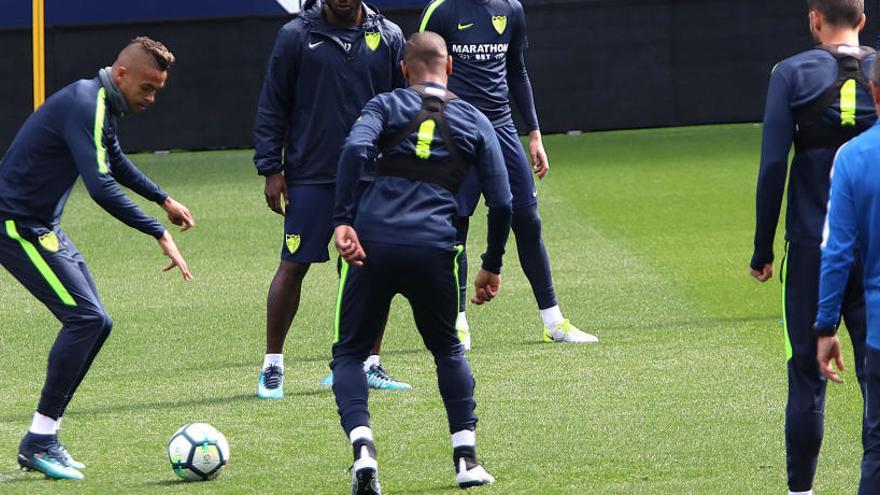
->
xmin=775 ymin=46 xmax=876 ymax=246
xmin=0 ymin=78 xmax=100 ymax=226
xmin=349 ymin=85 xmax=508 ymax=248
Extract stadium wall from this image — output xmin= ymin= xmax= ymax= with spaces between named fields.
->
xmin=1 ymin=0 xmax=878 ymax=153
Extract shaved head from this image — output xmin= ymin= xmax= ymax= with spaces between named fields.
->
xmin=401 ymin=32 xmax=452 ymax=85
xmin=111 ymin=37 xmax=175 ymax=113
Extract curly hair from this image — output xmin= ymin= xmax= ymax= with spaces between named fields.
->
xmin=131 ymin=36 xmax=176 ymax=71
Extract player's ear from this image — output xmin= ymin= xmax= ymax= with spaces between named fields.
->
xmin=857 ymin=14 xmax=866 ymax=32
xmin=871 ymin=82 xmax=880 ymax=111
xmin=400 ymin=60 xmax=409 ymax=83
xmin=809 ymin=10 xmax=820 ymax=34
xmin=446 ymin=55 xmax=452 ymax=76
xmin=113 ymin=66 xmax=127 ymax=86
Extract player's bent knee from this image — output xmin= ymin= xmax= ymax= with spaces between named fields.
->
xmin=511 ymin=205 xmax=543 ymax=237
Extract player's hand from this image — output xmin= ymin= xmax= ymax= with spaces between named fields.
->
xmin=749 ymin=262 xmax=773 ymax=282
xmin=817 ymin=335 xmax=845 ymax=384
xmin=162 ymin=197 xmax=195 ymax=232
xmin=471 ymin=269 xmax=501 ymax=305
xmin=529 ymin=130 xmax=549 ymax=179
xmin=157 ymin=231 xmax=192 ymax=281
xmin=334 ymin=225 xmax=366 ymax=266
xmin=264 ymin=173 xmax=288 ymax=216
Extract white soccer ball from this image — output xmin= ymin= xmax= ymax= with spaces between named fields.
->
xmin=167 ymin=423 xmax=230 ymax=481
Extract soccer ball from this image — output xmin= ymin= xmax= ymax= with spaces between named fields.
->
xmin=167 ymin=423 xmax=230 ymax=481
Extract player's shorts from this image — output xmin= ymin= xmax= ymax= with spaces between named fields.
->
xmin=456 ymin=120 xmax=537 ymax=217
xmin=281 ymin=181 xmax=369 ymax=264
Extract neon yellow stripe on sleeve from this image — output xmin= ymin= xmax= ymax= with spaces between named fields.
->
xmin=94 ymin=87 xmax=108 ymax=174
xmin=419 ymin=0 xmax=447 ymax=32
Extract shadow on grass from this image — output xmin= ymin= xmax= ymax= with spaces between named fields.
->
xmin=0 ymin=469 xmax=47 ymax=485
xmin=393 ymin=483 xmax=461 ymax=494
xmin=0 ymin=390 xmax=326 ymax=423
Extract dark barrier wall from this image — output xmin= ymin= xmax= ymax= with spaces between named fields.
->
xmin=1 ymin=0 xmax=879 ymax=153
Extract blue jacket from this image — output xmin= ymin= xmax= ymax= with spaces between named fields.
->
xmin=0 ymin=75 xmax=167 ymax=238
xmin=752 ymin=47 xmax=876 ymax=270
xmin=334 ymin=83 xmax=513 ymax=271
xmin=816 ymin=121 xmax=880 ymax=350
xmin=253 ymin=1 xmax=405 ymax=183
xmin=419 ymin=0 xmax=538 ymax=130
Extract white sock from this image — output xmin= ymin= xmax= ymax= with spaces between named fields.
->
xmin=363 ymin=355 xmax=380 ymax=371
xmin=456 ymin=311 xmax=469 ymax=330
xmin=29 ymin=412 xmax=58 ymax=435
xmin=451 ymin=429 xmax=475 ymax=448
xmin=540 ymin=305 xmax=565 ymax=329
xmin=55 ymin=417 xmax=62 ymax=433
xmin=789 ymin=491 xmax=813 ymax=495
xmin=262 ymin=353 xmax=283 ymax=370
xmin=350 ymin=426 xmax=374 ymax=444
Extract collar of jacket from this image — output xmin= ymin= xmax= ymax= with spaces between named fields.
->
xmin=97 ymin=67 xmax=129 ymax=116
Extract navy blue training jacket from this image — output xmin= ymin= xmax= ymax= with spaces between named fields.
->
xmin=752 ymin=47 xmax=876 ymax=270
xmin=0 ymin=76 xmax=167 ymax=238
xmin=334 ymin=83 xmax=513 ymax=272
xmin=253 ymin=1 xmax=406 ymax=183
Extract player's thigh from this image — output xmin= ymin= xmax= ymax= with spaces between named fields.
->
xmin=783 ymin=244 xmax=822 ymax=366
xmin=333 ymin=253 xmax=395 ymax=358
xmin=495 ymin=122 xmax=537 ymax=210
xmin=400 ymin=246 xmax=460 ymax=351
xmin=0 ymin=221 xmax=105 ymax=323
xmin=281 ymin=183 xmax=335 ymax=264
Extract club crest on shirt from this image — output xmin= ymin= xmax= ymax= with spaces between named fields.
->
xmin=491 ymin=15 xmax=507 ymax=35
xmin=38 ymin=232 xmax=59 ymax=253
xmin=286 ymin=234 xmax=301 ymax=254
xmin=365 ymin=31 xmax=381 ymax=52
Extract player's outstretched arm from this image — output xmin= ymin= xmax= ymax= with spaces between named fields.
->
xmin=161 ymin=197 xmax=195 ymax=231
xmin=157 ymin=231 xmax=192 ymax=281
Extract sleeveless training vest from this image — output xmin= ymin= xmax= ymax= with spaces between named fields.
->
xmin=375 ymin=84 xmax=469 ymax=192
xmin=794 ymin=44 xmax=876 ymax=150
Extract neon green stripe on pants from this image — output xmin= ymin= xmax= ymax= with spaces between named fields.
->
xmin=334 ymin=260 xmax=351 ymax=344
xmin=453 ymin=244 xmax=464 ymax=312
xmin=781 ymin=242 xmax=792 ymax=361
xmin=4 ymin=220 xmax=76 ymax=307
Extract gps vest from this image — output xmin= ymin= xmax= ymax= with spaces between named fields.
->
xmin=794 ymin=44 xmax=876 ymax=150
xmin=375 ymin=84 xmax=469 ymax=192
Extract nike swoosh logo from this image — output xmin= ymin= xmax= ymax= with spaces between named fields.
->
xmin=457 ymin=23 xmax=474 ymax=30
xmin=309 ymin=40 xmax=324 ymax=49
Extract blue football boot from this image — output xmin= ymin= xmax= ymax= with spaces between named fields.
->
xmin=257 ymin=364 xmax=284 ymax=399
xmin=17 ymin=433 xmax=84 ymax=480
xmin=365 ymin=364 xmax=411 ymax=391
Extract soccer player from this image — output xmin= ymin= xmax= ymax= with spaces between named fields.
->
xmin=331 ymin=32 xmax=511 ymax=493
xmin=418 ymin=0 xmax=596 ymax=347
xmin=0 ymin=37 xmax=193 ymax=480
xmin=749 ymin=2 xmax=875 ymax=493
xmin=814 ymin=57 xmax=880 ymax=495
xmin=253 ymin=0 xmax=410 ymax=397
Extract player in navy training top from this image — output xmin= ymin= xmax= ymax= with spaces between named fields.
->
xmin=749 ymin=2 xmax=874 ymax=492
xmin=419 ymin=0 xmax=598 ymax=347
xmin=331 ymin=32 xmax=511 ymax=493
xmin=815 ymin=58 xmax=880 ymax=494
xmin=0 ymin=37 xmax=193 ymax=480
xmin=253 ymin=0 xmax=409 ymax=397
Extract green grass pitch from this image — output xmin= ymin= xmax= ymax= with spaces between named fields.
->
xmin=0 ymin=124 xmax=865 ymax=493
